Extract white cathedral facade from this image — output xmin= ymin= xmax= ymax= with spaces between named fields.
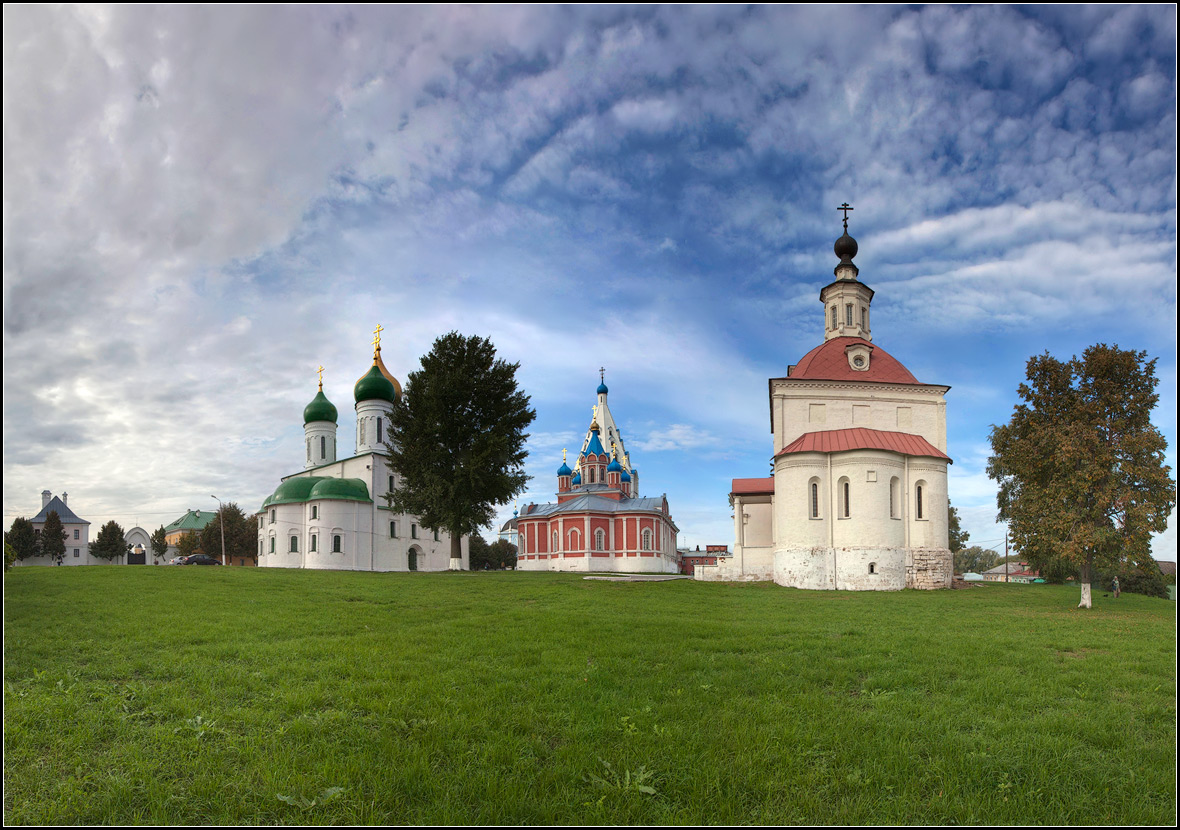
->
xmin=697 ymin=213 xmax=953 ymax=590
xmin=257 ymin=331 xmax=469 ymax=572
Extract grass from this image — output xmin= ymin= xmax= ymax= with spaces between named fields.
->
xmin=3 ymin=567 xmax=1176 ymax=825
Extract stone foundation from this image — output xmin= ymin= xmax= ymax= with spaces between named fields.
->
xmin=905 ymin=547 xmax=952 ymax=589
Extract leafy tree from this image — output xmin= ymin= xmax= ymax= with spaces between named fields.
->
xmin=468 ymin=534 xmax=493 ymax=570
xmin=91 ymin=520 xmax=129 ymax=562
xmin=198 ymin=503 xmax=257 ymax=565
xmin=953 ymin=545 xmax=998 ymax=575
xmin=948 ymin=501 xmax=969 ymax=553
xmin=488 ymin=539 xmax=518 ymax=570
xmin=384 ymin=332 xmax=536 ymax=567
xmin=6 ymin=517 xmax=39 ymax=561
xmin=177 ymin=531 xmax=203 ymax=560
xmin=987 ymin=345 xmax=1175 ymax=608
xmin=4 ymin=541 xmax=15 ymax=571
xmin=40 ymin=511 xmax=67 ymax=566
xmin=150 ymin=526 xmax=169 ymax=563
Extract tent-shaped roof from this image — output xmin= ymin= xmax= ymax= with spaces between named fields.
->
xmin=32 ymin=496 xmax=89 ymax=525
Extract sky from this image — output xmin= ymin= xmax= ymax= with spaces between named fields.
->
xmin=3 ymin=4 xmax=1176 ymax=560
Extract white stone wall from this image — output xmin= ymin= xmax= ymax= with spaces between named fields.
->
xmin=771 ymin=381 xmax=948 ymax=454
xmin=304 ymin=420 xmax=337 ymax=469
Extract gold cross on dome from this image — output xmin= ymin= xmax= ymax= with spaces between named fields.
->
xmin=563 ymin=448 xmax=567 ymax=461
xmin=317 ymin=365 xmax=324 ymax=388
xmin=372 ymin=324 xmax=384 ymax=351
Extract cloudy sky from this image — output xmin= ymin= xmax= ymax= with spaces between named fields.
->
xmin=4 ymin=5 xmax=1176 ymax=558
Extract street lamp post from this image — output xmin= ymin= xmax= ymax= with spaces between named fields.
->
xmin=211 ymin=495 xmax=227 ymax=566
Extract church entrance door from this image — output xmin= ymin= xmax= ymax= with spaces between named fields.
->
xmin=408 ymin=547 xmax=419 ymax=571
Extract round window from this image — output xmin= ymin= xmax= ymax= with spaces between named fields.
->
xmin=853 ymin=356 xmax=866 ymax=368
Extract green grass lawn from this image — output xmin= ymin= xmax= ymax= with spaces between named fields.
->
xmin=4 ymin=567 xmax=1176 ymax=825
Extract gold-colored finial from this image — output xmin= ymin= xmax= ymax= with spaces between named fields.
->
xmin=372 ymin=323 xmax=384 ymax=356
xmin=317 ymin=365 xmax=324 ymax=389
xmin=563 ymin=448 xmax=567 ymax=461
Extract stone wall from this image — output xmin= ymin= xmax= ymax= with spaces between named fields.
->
xmin=906 ymin=547 xmax=952 ymax=589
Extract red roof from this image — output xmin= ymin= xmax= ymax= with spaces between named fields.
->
xmin=787 ymin=337 xmax=921 ymax=384
xmin=731 ymin=477 xmax=775 ymax=496
xmin=777 ymin=428 xmax=951 ymax=462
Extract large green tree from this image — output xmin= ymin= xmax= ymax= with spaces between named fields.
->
xmin=40 ymin=511 xmax=67 ymax=566
xmin=384 ymin=332 xmax=536 ymax=567
xmin=6 ymin=517 xmax=39 ymax=562
xmin=177 ymin=531 xmax=203 ymax=559
xmin=150 ymin=526 xmax=169 ymax=563
xmin=948 ymin=501 xmax=969 ymax=553
xmin=198 ymin=503 xmax=257 ymax=565
xmin=987 ymin=345 xmax=1174 ymax=608
xmin=91 ymin=520 xmax=129 ymax=562
xmin=953 ymin=545 xmax=999 ymax=576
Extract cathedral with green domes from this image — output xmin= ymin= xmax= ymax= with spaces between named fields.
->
xmin=256 ymin=328 xmax=469 ymax=572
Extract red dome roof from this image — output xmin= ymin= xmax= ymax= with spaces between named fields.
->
xmin=789 ymin=337 xmax=920 ymax=384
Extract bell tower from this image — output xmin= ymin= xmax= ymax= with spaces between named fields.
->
xmin=820 ymin=203 xmax=874 ymax=343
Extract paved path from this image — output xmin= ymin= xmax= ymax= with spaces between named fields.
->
xmin=583 ymin=574 xmax=691 ymax=582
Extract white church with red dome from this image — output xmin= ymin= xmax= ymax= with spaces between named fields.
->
xmin=696 ymin=208 xmax=953 ymax=590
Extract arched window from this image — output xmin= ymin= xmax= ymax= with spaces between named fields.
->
xmin=869 ymin=561 xmax=877 ymax=574
xmin=830 ymin=306 xmax=837 ymax=329
xmin=289 ymin=535 xmax=298 ymax=552
xmin=845 ymin=304 xmax=853 ymax=326
xmin=595 ymin=529 xmax=605 ymax=551
xmin=861 ymin=307 xmax=867 ymax=330
xmin=838 ymin=477 xmax=851 ymax=518
xmin=568 ymin=528 xmax=581 ymax=550
xmin=589 ymin=467 xmax=596 ymax=484
xmin=642 ymin=528 xmax=653 ymax=550
xmin=320 ymin=435 xmax=326 ymax=459
xmin=310 ymin=534 xmax=317 ymax=552
xmin=377 ymin=417 xmax=383 ymax=444
xmin=810 ymin=480 xmax=820 ymax=519
xmin=390 ymin=521 xmax=397 ymax=538
xmin=311 ymin=505 xmax=318 ymax=519
xmin=916 ymin=483 xmax=925 ymax=519
xmin=332 ymin=534 xmax=342 ymax=552
xmin=552 ymin=531 xmax=559 ymax=552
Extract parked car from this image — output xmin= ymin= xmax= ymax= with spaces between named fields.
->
xmin=169 ymin=555 xmax=188 ymax=565
xmin=179 ymin=554 xmax=222 ymax=566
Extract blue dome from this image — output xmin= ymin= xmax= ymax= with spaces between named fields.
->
xmin=571 ymin=472 xmax=582 ymax=485
xmin=557 ymin=461 xmax=572 ymax=476
xmin=597 ymin=381 xmax=608 ymax=394
xmin=620 ymin=470 xmax=631 ymax=482
xmin=607 ymin=457 xmax=623 ymax=473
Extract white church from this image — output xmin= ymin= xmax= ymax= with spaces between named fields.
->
xmin=696 ymin=208 xmax=953 ymax=590
xmin=257 ymin=328 xmax=469 ymax=572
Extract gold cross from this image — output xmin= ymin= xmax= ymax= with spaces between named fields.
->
xmin=372 ymin=324 xmax=384 ymax=351
xmin=592 ymin=404 xmax=598 ymax=419
xmin=317 ymin=365 xmax=324 ymax=388
xmin=563 ymin=448 xmax=567 ymax=461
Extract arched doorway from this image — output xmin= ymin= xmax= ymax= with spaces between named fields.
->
xmin=408 ymin=546 xmax=421 ymax=571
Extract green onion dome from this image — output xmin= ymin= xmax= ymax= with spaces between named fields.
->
xmin=308 ymin=478 xmax=371 ymax=502
xmin=354 ymin=363 xmax=398 ymax=404
xmin=303 ymin=388 xmax=338 ymax=425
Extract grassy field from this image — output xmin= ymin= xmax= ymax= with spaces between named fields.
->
xmin=4 ymin=567 xmax=1175 ymax=825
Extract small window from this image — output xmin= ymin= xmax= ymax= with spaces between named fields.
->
xmin=553 ymin=531 xmax=559 ymax=552
xmin=846 ymin=304 xmax=853 ymax=326
xmin=434 ymin=529 xmax=440 ymax=542
xmin=377 ymin=417 xmax=383 ymax=444
xmin=310 ymin=534 xmax=317 ymax=552
xmin=74 ymin=549 xmax=80 ymax=558
xmin=389 ymin=475 xmax=394 ymax=493
xmin=269 ymin=537 xmax=275 ymax=553
xmin=333 ymin=535 xmax=342 ymax=553
xmin=390 ymin=521 xmax=397 ymax=538
xmin=594 ymin=529 xmax=605 ymax=551
xmin=916 ymin=484 xmax=924 ymax=519
xmin=861 ymin=307 xmax=867 ymax=330
xmin=411 ymin=524 xmax=418 ymax=539
xmin=320 ymin=435 xmax=326 ymax=459
xmin=810 ymin=482 xmax=819 ymax=519
xmin=311 ymin=505 xmax=318 ymax=519
xmin=830 ymin=306 xmax=837 ymax=329
xmin=642 ymin=528 xmax=653 ymax=551
xmin=841 ymin=479 xmax=851 ymax=518
xmin=869 ymin=562 xmax=877 ymax=574
xmin=74 ymin=529 xmax=80 ymax=539
xmin=270 ymin=509 xmax=276 ymax=524
xmin=289 ymin=536 xmax=299 ymax=552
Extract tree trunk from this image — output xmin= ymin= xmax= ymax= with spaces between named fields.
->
xmin=1078 ymin=555 xmax=1092 ymax=609
xmin=450 ymin=529 xmax=463 ymax=571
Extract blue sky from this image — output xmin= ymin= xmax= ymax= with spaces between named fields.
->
xmin=4 ymin=5 xmax=1176 ymax=558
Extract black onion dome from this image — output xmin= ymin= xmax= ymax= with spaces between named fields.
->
xmin=834 ymin=231 xmax=858 ymax=263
